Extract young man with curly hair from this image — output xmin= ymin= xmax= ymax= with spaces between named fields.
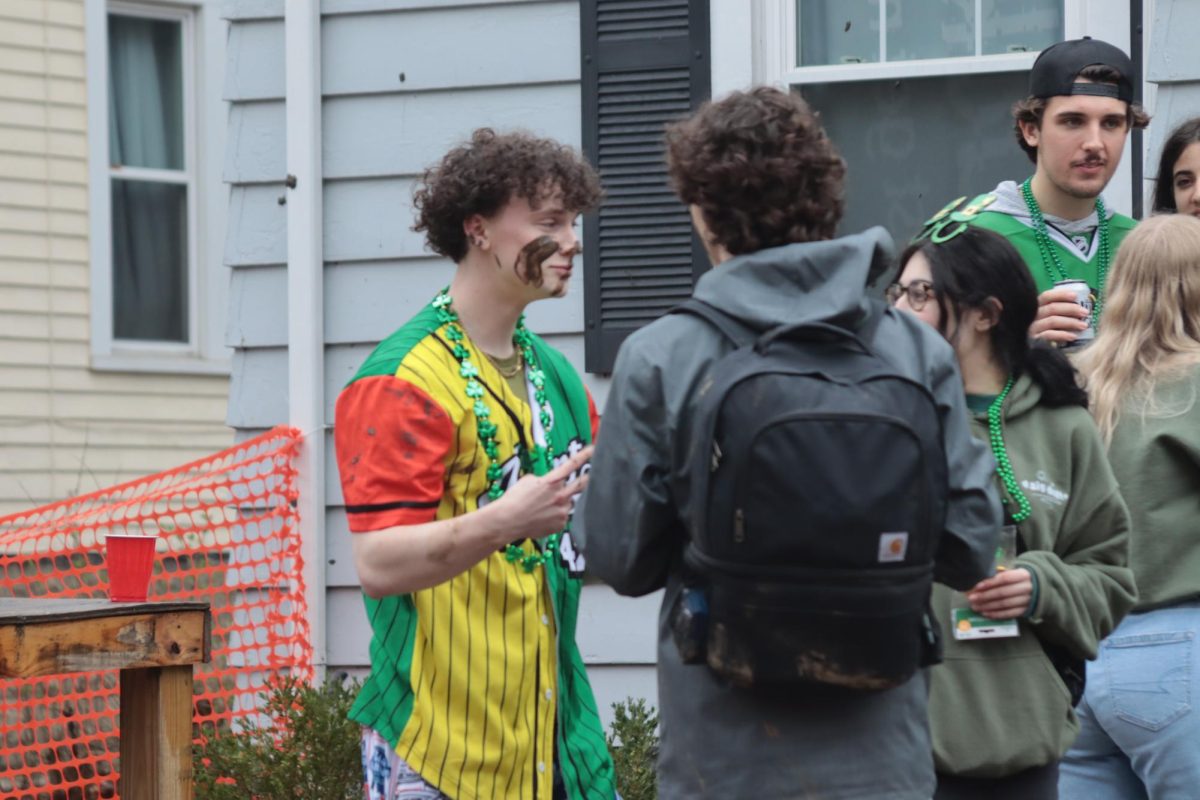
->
xmin=936 ymin=37 xmax=1149 ymax=345
xmin=575 ymin=87 xmax=1002 ymax=799
xmin=334 ymin=129 xmax=617 ymax=800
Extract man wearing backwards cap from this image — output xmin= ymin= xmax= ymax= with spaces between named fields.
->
xmin=921 ymin=38 xmax=1149 ymax=345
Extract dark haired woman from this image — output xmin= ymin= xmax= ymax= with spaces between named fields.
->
xmin=890 ymin=225 xmax=1136 ymax=799
xmin=1151 ymin=116 xmax=1200 ymax=216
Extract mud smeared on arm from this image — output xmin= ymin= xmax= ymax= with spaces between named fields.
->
xmin=428 ymin=516 xmax=460 ymax=565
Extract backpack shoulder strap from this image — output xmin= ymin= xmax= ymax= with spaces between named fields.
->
xmin=669 ymin=298 xmax=756 ymax=348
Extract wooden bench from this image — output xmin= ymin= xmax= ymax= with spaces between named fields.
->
xmin=0 ymin=598 xmax=211 ymax=800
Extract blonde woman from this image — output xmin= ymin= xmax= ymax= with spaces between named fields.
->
xmin=1061 ymin=214 xmax=1200 ymax=799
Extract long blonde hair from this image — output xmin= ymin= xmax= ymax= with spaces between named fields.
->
xmin=1078 ymin=214 xmax=1200 ymax=442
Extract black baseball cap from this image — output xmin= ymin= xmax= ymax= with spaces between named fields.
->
xmin=1029 ymin=37 xmax=1133 ymax=103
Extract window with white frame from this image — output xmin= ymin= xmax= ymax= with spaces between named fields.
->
xmin=758 ymin=1 xmax=1090 ymax=253
xmin=797 ymin=1 xmax=1063 ymax=66
xmin=108 ymin=6 xmax=193 ymax=344
xmin=87 ymin=0 xmax=228 ymax=373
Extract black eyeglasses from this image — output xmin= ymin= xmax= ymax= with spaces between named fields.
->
xmin=885 ymin=279 xmax=936 ymax=312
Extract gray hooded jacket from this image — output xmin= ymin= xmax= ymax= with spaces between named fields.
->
xmin=575 ymin=228 xmax=1002 ymax=799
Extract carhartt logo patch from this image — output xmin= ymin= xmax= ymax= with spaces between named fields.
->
xmin=878 ymin=532 xmax=908 ymax=563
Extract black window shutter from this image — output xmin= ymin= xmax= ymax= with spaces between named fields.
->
xmin=581 ymin=0 xmax=712 ymax=374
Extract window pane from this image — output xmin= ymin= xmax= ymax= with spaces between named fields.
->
xmin=108 ymin=14 xmax=184 ymax=171
xmin=798 ymin=0 xmax=879 ymax=66
xmin=112 ymin=179 xmax=188 ymax=342
xmin=887 ymin=0 xmax=974 ymax=61
xmin=798 ymin=72 xmax=1032 ymax=263
xmin=982 ymin=0 xmax=1063 ymax=55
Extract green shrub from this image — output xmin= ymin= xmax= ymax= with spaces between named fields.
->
xmin=193 ymin=674 xmax=362 ymax=800
xmin=193 ymin=678 xmax=661 ymax=800
xmin=606 ymin=697 xmax=659 ymax=800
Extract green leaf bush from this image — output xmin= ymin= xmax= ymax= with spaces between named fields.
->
xmin=607 ymin=697 xmax=660 ymax=800
xmin=194 ymin=678 xmax=662 ymax=800
xmin=193 ymin=674 xmax=362 ymax=800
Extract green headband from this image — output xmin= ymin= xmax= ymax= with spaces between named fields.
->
xmin=911 ymin=192 xmax=998 ymax=244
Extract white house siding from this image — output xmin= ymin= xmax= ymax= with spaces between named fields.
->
xmin=222 ymin=0 xmax=657 ymax=729
xmin=0 ymin=0 xmax=231 ymax=519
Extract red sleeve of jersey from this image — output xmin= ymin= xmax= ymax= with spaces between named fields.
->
xmin=586 ymin=387 xmax=600 ymax=441
xmin=334 ymin=375 xmax=454 ymax=532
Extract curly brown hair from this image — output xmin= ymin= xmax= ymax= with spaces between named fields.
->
xmin=412 ymin=128 xmax=603 ymax=262
xmin=664 ymin=87 xmax=845 ymax=254
xmin=1012 ymin=65 xmax=1151 ymax=164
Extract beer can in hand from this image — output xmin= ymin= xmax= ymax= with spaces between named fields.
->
xmin=1055 ymin=279 xmax=1096 ymax=349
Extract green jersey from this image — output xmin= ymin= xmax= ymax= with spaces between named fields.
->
xmin=920 ymin=181 xmax=1138 ymax=300
xmin=969 ymin=206 xmax=1137 ymax=295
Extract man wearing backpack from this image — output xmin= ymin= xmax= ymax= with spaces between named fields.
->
xmin=574 ymin=88 xmax=1003 ymax=799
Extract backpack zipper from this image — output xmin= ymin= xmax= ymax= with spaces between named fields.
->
xmin=728 ymin=410 xmax=931 ymax=552
xmin=711 ymin=441 xmax=723 ymax=472
xmin=684 ymin=543 xmax=933 ymax=582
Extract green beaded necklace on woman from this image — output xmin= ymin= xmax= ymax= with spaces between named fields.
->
xmin=986 ymin=376 xmax=1033 ymax=524
xmin=432 ymin=288 xmax=563 ymax=572
xmin=1019 ymin=177 xmax=1112 ymax=323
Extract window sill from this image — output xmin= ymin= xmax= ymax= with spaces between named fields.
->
xmin=91 ymin=351 xmax=232 ymax=377
xmin=780 ymin=51 xmax=1037 ymax=86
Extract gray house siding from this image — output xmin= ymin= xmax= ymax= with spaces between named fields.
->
xmin=1146 ymin=0 xmax=1200 ymax=204
xmin=221 ymin=0 xmax=656 ymax=729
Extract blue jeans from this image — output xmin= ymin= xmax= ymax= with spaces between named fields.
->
xmin=1059 ymin=602 xmax=1200 ymax=800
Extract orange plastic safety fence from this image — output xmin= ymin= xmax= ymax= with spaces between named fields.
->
xmin=0 ymin=426 xmax=312 ymax=800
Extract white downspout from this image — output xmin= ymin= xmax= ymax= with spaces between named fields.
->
xmin=710 ymin=0 xmax=754 ymax=95
xmin=285 ymin=0 xmax=327 ymax=683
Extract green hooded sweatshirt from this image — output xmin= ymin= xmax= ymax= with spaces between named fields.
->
xmin=1105 ymin=364 xmax=1200 ymax=611
xmin=928 ymin=373 xmax=1137 ymax=778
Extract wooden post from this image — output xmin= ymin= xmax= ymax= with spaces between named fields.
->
xmin=120 ymin=665 xmax=196 ymax=800
xmin=0 ymin=599 xmax=210 ymax=800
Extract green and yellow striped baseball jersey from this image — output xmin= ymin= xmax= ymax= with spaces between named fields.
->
xmin=333 ymin=303 xmax=615 ymax=800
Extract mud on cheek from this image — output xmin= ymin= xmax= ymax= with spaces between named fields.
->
xmin=515 ymin=235 xmax=559 ymax=288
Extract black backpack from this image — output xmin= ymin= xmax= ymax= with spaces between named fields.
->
xmin=669 ymin=297 xmax=949 ymax=690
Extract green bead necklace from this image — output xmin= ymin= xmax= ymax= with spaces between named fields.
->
xmin=432 ymin=289 xmax=561 ymax=572
xmin=986 ymin=377 xmax=1032 ymax=524
xmin=1020 ymin=177 xmax=1112 ymax=324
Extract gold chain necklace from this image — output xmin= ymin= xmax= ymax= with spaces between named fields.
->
xmin=483 ymin=349 xmax=524 ymax=379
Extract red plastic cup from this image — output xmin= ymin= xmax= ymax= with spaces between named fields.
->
xmin=105 ymin=534 xmax=157 ymax=602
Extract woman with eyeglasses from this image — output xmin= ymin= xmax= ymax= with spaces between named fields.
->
xmin=889 ymin=224 xmax=1136 ymax=800
xmin=1060 ymin=214 xmax=1200 ymax=799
